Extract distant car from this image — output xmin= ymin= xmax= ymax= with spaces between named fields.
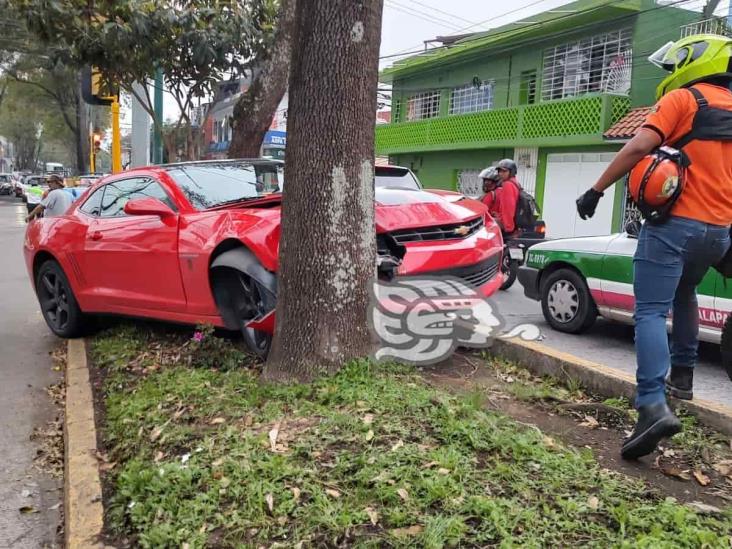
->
xmin=24 ymin=160 xmax=505 ymax=357
xmin=0 ymin=173 xmax=13 ymax=195
xmin=76 ymin=174 xmax=103 ymax=188
xmin=518 ymin=222 xmax=732 ymax=380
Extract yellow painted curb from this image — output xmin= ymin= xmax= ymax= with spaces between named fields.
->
xmin=489 ymin=338 xmax=732 ymax=436
xmin=65 ymin=339 xmax=104 ymax=548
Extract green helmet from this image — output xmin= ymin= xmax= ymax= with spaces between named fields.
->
xmin=650 ymin=34 xmax=732 ymax=100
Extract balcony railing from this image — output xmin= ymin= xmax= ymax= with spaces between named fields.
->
xmin=375 ymin=93 xmax=630 ymax=155
xmin=680 ymin=17 xmax=731 ymax=38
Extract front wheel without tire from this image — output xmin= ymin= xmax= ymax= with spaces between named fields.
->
xmin=540 ymin=268 xmax=597 ymax=334
xmin=722 ymin=314 xmax=732 ymax=382
xmin=35 ymin=260 xmax=86 ymax=337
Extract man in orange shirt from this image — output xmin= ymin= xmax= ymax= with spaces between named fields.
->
xmin=576 ymin=35 xmax=732 ymax=459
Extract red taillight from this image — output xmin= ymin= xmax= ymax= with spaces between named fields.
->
xmin=535 ymin=222 xmax=546 ymax=235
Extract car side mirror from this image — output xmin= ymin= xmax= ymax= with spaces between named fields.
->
xmin=625 ymin=219 xmax=641 ymax=239
xmin=123 ymin=197 xmax=174 ymax=218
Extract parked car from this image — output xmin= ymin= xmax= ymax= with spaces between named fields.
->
xmin=518 ymin=222 xmax=732 ymax=380
xmin=0 ymin=173 xmax=13 ymax=195
xmin=24 ymin=160 xmax=504 ymax=357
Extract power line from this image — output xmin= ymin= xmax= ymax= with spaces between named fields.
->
xmin=399 ymin=0 xmax=484 ymax=28
xmin=384 ymin=0 xmax=463 ymax=30
xmin=379 ymin=0 xmax=704 ymax=84
xmin=380 ymin=0 xmax=557 ymax=60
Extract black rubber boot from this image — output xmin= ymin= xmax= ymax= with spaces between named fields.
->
xmin=666 ymin=365 xmax=694 ymax=400
xmin=621 ymin=401 xmax=681 ymax=460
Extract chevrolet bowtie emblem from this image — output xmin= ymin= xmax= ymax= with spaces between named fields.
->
xmin=453 ymin=225 xmax=470 ymax=236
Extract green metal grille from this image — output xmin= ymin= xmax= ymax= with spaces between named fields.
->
xmin=375 ymin=93 xmax=631 ymax=155
xmin=610 ymin=95 xmax=631 ymax=124
xmin=522 ymin=96 xmax=603 ymax=139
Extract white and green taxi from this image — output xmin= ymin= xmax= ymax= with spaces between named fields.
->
xmin=517 ymin=223 xmax=732 ymax=380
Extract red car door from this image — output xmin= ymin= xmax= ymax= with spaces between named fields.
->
xmin=81 ymin=177 xmax=186 ymax=312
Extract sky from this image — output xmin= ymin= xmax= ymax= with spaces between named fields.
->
xmin=136 ymin=0 xmax=722 ymax=125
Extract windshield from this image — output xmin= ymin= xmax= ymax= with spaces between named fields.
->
xmin=649 ymin=41 xmax=675 ymax=71
xmin=375 ymin=167 xmax=421 ymax=190
xmin=167 ymin=162 xmax=284 ymax=209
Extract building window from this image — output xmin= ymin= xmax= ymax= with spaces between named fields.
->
xmin=519 ymin=70 xmax=537 ymax=105
xmin=449 ymin=81 xmax=494 ymax=115
xmin=405 ymin=91 xmax=441 ymax=121
xmin=541 ymin=28 xmax=632 ymax=101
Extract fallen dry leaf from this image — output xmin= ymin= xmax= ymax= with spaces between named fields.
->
xmin=182 ymin=543 xmax=190 ymax=549
xmin=149 ymin=426 xmax=163 ymax=442
xmin=437 ymin=468 xmax=450 ymax=475
xmin=212 ymin=458 xmax=224 ymax=468
xmin=243 ymin=414 xmax=254 ymax=427
xmin=99 ymin=461 xmax=116 ymax=472
xmin=421 ymin=461 xmax=440 ymax=469
xmin=713 ymin=460 xmax=732 ymax=477
xmin=693 ymin=470 xmax=711 ymax=487
xmin=19 ymin=506 xmax=37 ymax=514
xmin=362 ymin=414 xmax=374 ymax=425
xmin=391 ymin=440 xmax=404 ymax=452
xmin=579 ymin=415 xmax=600 ymax=429
xmin=543 ymin=435 xmax=557 ymax=449
xmin=154 ymin=451 xmax=166 ymax=462
xmin=265 ymin=493 xmax=274 ymax=513
xmin=365 ymin=429 xmax=375 ymax=441
xmin=269 ymin=422 xmax=281 ymax=452
xmin=587 ymin=496 xmax=600 ymax=511
xmin=209 ymin=417 xmax=226 ymax=425
xmin=391 ymin=525 xmax=423 ymax=537
xmin=365 ymin=507 xmax=378 ymax=526
xmin=663 ymin=449 xmax=676 ymax=458
xmin=291 ymin=487 xmax=301 ymax=502
xmin=661 ymin=465 xmax=692 ymax=481
xmin=325 ymin=488 xmax=341 ymax=499
xmin=397 ymin=488 xmax=409 ymax=502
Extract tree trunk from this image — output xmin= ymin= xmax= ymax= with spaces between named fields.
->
xmin=227 ymin=0 xmax=296 ymax=158
xmin=264 ymin=0 xmax=383 ymax=382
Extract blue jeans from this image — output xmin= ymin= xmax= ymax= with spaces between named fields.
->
xmin=633 ymin=216 xmax=730 ymax=408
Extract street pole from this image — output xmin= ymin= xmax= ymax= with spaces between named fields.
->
xmin=89 ymin=132 xmax=95 ymax=173
xmin=111 ymin=96 xmax=122 ymax=173
xmin=130 ymin=82 xmax=151 ymax=168
xmin=153 ymin=69 xmax=164 ymax=164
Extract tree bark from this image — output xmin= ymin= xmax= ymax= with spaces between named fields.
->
xmin=227 ymin=0 xmax=296 ymax=158
xmin=264 ymin=0 xmax=383 ymax=382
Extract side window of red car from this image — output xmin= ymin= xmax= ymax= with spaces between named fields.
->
xmin=79 ymin=186 xmax=105 ymax=217
xmin=99 ymin=178 xmax=176 ymax=218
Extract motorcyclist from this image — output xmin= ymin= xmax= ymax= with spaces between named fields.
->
xmin=478 ymin=166 xmax=500 ymax=213
xmin=494 ymin=158 xmax=520 ymax=237
xmin=575 ymin=34 xmax=732 ymax=459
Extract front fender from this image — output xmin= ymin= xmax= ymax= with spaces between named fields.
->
xmin=210 ymin=247 xmax=277 ymax=330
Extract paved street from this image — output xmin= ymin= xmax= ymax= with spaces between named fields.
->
xmin=0 ymin=196 xmax=62 ymax=548
xmin=493 ymin=283 xmax=732 ymax=408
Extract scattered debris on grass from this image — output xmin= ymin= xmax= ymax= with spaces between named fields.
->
xmin=89 ymin=326 xmax=732 ymax=548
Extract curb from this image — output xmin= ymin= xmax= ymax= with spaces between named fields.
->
xmin=488 ymin=338 xmax=732 ymax=437
xmin=65 ymin=339 xmax=104 ymax=548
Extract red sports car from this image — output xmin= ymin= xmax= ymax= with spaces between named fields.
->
xmin=24 ymin=160 xmax=504 ymax=355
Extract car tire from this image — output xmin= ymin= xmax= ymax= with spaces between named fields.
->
xmin=35 ymin=260 xmax=86 ymax=338
xmin=500 ymin=255 xmax=518 ymax=291
xmin=213 ymin=268 xmax=273 ymax=359
xmin=540 ymin=268 xmax=597 ymax=334
xmin=722 ymin=314 xmax=732 ymax=382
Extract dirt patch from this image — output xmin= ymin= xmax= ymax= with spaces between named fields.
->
xmin=422 ymin=353 xmax=732 ymax=508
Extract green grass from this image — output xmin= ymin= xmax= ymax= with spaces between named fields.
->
xmin=92 ymin=326 xmax=732 ymax=548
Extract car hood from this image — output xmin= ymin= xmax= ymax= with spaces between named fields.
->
xmin=529 ymin=233 xmax=623 ymax=254
xmin=374 ymin=187 xmax=483 ymax=231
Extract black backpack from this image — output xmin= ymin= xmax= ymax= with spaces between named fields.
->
xmin=513 ymin=181 xmax=541 ymax=230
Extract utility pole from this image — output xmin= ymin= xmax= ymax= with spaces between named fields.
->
xmin=130 ymin=82 xmax=150 ymax=167
xmin=153 ymin=69 xmax=164 ymax=164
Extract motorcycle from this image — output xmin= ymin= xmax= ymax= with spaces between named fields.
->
xmin=500 ymin=220 xmax=546 ymax=291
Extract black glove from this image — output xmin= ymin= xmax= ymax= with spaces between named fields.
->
xmin=576 ymin=188 xmax=604 ymax=220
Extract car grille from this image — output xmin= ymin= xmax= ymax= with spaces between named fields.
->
xmin=389 ymin=216 xmax=484 ymax=244
xmin=404 ymin=254 xmax=501 ymax=289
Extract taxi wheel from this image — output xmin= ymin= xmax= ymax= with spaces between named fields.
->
xmin=540 ymin=268 xmax=597 ymax=334
xmin=722 ymin=314 xmax=732 ymax=382
xmin=36 ymin=260 xmax=86 ymax=338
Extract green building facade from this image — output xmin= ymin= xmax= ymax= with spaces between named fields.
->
xmin=376 ymin=0 xmax=699 ymax=239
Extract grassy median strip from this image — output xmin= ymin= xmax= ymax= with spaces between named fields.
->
xmin=92 ymin=326 xmax=732 ymax=548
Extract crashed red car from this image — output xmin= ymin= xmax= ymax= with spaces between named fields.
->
xmin=24 ymin=160 xmax=504 ymax=355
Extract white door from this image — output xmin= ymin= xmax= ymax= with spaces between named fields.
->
xmin=542 ymin=152 xmax=616 ymax=239
xmin=457 ymin=169 xmax=482 ymax=198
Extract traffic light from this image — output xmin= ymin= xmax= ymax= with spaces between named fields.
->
xmin=81 ymin=66 xmax=116 ymax=106
xmin=92 ymin=133 xmax=102 ymax=152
